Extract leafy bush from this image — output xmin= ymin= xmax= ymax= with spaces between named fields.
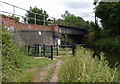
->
xmin=2 ymin=27 xmax=28 ymax=82
xmin=94 ymin=36 xmax=120 ymax=53
xmin=59 ymin=47 xmax=118 ymax=82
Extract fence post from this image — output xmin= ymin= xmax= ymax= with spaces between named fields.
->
xmin=43 ymin=45 xmax=45 ymax=56
xmin=27 ymin=45 xmax=30 ymax=56
xmin=72 ymin=44 xmax=76 ymax=56
xmin=51 ymin=45 xmax=53 ymax=60
xmin=57 ymin=45 xmax=59 ymax=56
xmin=34 ymin=44 xmax=37 ymax=56
xmin=37 ymin=44 xmax=39 ymax=56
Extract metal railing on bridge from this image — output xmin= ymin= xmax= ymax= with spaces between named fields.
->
xmin=0 ymin=0 xmax=55 ymax=25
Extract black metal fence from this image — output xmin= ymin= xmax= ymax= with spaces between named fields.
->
xmin=27 ymin=44 xmax=85 ymax=60
xmin=28 ymin=45 xmax=53 ymax=60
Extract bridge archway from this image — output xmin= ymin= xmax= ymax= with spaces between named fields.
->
xmin=68 ymin=35 xmax=84 ymax=44
xmin=58 ymin=25 xmax=88 ymax=45
xmin=61 ymin=34 xmax=84 ymax=45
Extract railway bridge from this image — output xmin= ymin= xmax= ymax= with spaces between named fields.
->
xmin=1 ymin=15 xmax=88 ymax=46
xmin=57 ymin=25 xmax=87 ymax=45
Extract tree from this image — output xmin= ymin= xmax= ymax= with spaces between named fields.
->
xmin=25 ymin=6 xmax=49 ymax=25
xmin=61 ymin=10 xmax=71 ymax=18
xmin=11 ymin=15 xmax=20 ymax=22
xmin=95 ymin=2 xmax=120 ymax=36
xmin=57 ymin=10 xmax=90 ymax=30
xmin=84 ymin=2 xmax=120 ymax=54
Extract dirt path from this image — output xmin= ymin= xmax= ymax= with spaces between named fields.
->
xmin=33 ymin=56 xmax=63 ymax=82
xmin=33 ymin=61 xmax=56 ymax=82
xmin=50 ymin=60 xmax=63 ymax=82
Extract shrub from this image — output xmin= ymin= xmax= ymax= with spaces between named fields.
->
xmin=2 ymin=27 xmax=27 ymax=82
xmin=94 ymin=36 xmax=120 ymax=53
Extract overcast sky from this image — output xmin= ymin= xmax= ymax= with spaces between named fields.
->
xmin=0 ymin=0 xmax=95 ymax=21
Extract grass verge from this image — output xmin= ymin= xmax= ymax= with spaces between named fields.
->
xmin=58 ymin=47 xmax=118 ymax=82
xmin=14 ymin=57 xmax=53 ymax=82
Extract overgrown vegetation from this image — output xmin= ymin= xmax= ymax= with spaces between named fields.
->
xmin=59 ymin=47 xmax=118 ymax=82
xmin=2 ymin=27 xmax=52 ymax=82
xmin=85 ymin=32 xmax=120 ymax=54
xmin=96 ymin=2 xmax=120 ymax=36
xmin=85 ymin=2 xmax=120 ymax=55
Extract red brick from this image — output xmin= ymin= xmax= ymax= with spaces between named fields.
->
xmin=0 ymin=15 xmax=15 ymax=27
xmin=15 ymin=23 xmax=52 ymax=31
xmin=0 ymin=15 xmax=59 ymax=32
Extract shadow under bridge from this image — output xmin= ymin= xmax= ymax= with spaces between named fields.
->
xmin=58 ymin=25 xmax=88 ymax=45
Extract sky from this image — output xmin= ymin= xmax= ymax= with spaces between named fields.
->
xmin=0 ymin=0 xmax=95 ymax=22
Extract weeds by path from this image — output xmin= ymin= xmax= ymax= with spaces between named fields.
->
xmin=59 ymin=47 xmax=118 ymax=82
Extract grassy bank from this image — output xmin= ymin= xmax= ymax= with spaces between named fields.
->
xmin=2 ymin=27 xmax=53 ymax=82
xmin=3 ymin=53 xmax=53 ymax=82
xmin=14 ymin=57 xmax=53 ymax=82
xmin=59 ymin=47 xmax=118 ymax=82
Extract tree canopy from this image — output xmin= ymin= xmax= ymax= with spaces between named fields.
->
xmin=85 ymin=2 xmax=120 ymax=54
xmin=95 ymin=2 xmax=120 ymax=36
xmin=25 ymin=6 xmax=49 ymax=25
xmin=56 ymin=10 xmax=90 ymax=30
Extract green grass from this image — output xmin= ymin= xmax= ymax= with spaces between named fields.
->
xmin=3 ymin=56 xmax=53 ymax=82
xmin=14 ymin=57 xmax=53 ymax=82
xmin=58 ymin=48 xmax=72 ymax=56
xmin=58 ymin=47 xmax=118 ymax=82
xmin=43 ymin=64 xmax=56 ymax=82
xmin=118 ymin=66 xmax=120 ymax=82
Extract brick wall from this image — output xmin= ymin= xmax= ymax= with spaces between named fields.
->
xmin=0 ymin=15 xmax=2 ymax=26
xmin=16 ymin=31 xmax=54 ymax=46
xmin=47 ymin=25 xmax=59 ymax=32
xmin=1 ymin=15 xmax=60 ymax=45
xmin=15 ymin=23 xmax=53 ymax=31
xmin=0 ymin=15 xmax=15 ymax=27
xmin=0 ymin=15 xmax=59 ymax=32
xmin=47 ymin=25 xmax=61 ymax=38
